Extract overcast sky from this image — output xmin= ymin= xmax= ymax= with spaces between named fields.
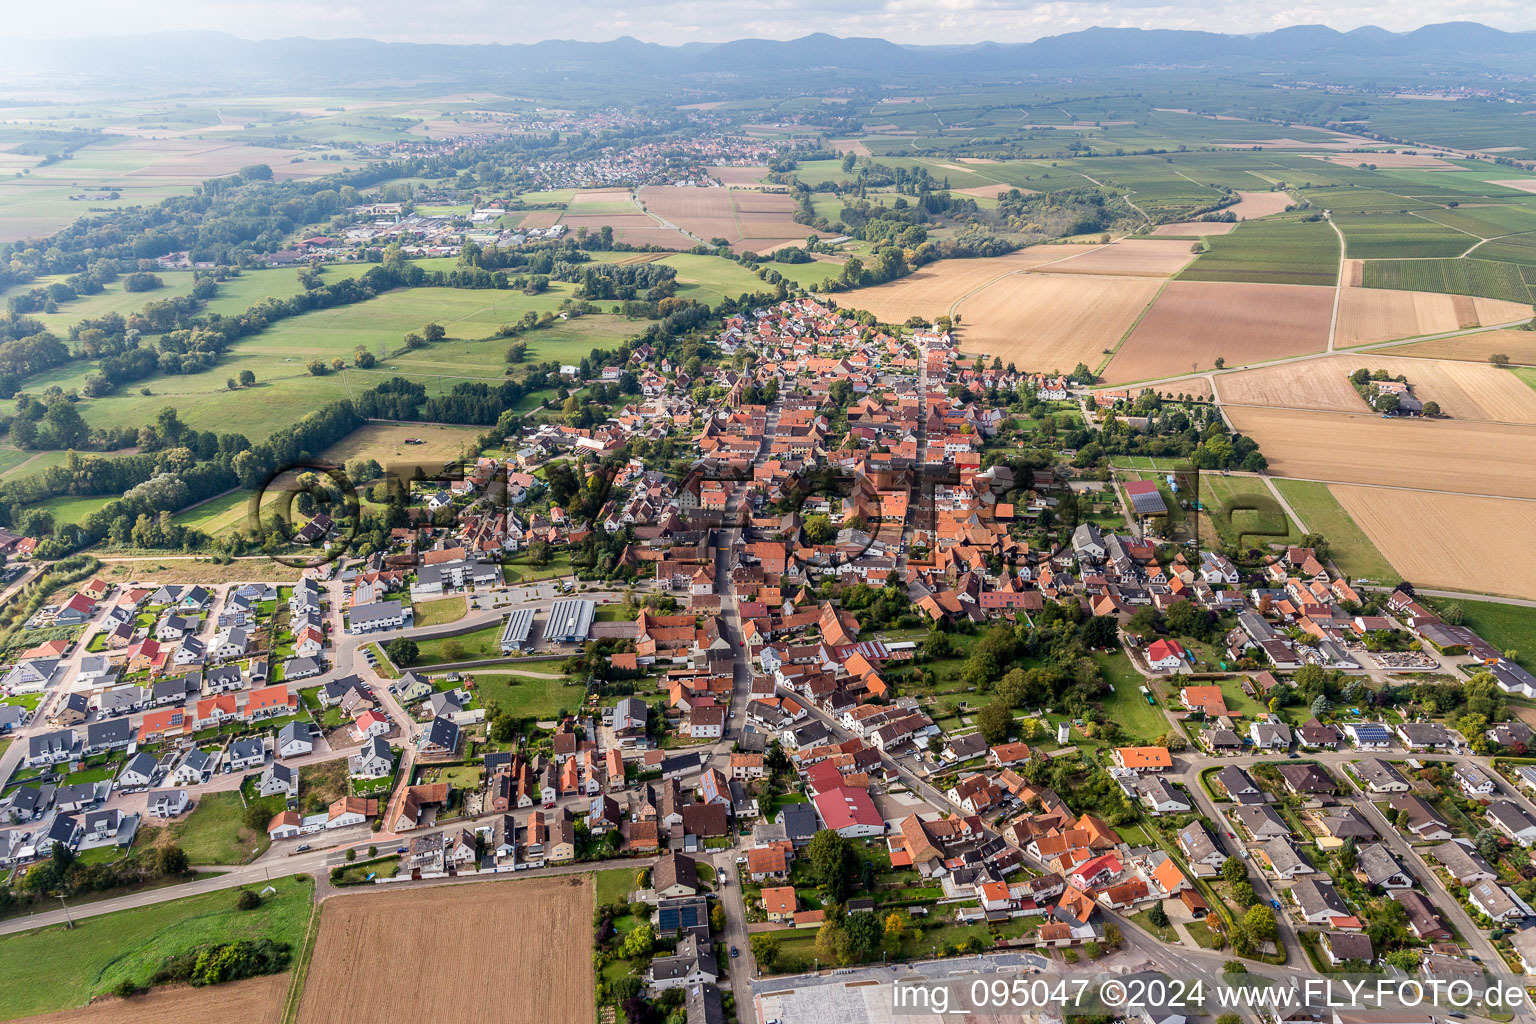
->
xmin=7 ymin=0 xmax=1535 ymax=45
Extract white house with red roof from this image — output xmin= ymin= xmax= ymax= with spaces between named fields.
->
xmin=811 ymin=785 xmax=885 ymax=838
xmin=1145 ymin=639 xmax=1187 ymax=672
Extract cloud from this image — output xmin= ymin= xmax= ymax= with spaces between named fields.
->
xmin=6 ymin=0 xmax=1534 ymax=45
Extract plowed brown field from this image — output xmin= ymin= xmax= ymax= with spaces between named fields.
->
xmin=954 ymin=275 xmax=1164 ymax=373
xmin=1034 ymin=239 xmax=1198 ymax=277
xmin=19 ymin=975 xmax=286 ymax=1024
xmin=295 ymin=877 xmax=592 ymax=1024
xmin=1225 ymin=406 xmax=1536 ymax=499
xmin=1102 ymin=281 xmax=1332 ymax=383
xmin=1331 ymin=485 xmax=1536 ymax=597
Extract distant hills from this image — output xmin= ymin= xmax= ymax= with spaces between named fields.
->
xmin=3 ymin=23 xmax=1536 ymax=91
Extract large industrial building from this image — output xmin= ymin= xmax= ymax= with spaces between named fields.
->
xmin=544 ymin=599 xmax=595 ymax=644
xmin=499 ymin=607 xmax=536 ymax=653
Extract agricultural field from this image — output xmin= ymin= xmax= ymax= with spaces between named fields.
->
xmin=1214 ymin=360 xmax=1366 ymax=413
xmin=1335 ymin=284 xmax=1530 ymax=346
xmin=1150 ymin=221 xmax=1237 ymax=237
xmin=1389 ymin=329 xmax=1536 ymax=364
xmin=0 ymin=875 xmax=311 ymax=1019
xmin=1176 ymin=215 xmax=1340 ymax=286
xmin=1361 ymin=258 xmax=1536 ymax=303
xmin=1329 ymin=485 xmax=1536 ymax=598
xmin=46 ymin=286 xmax=633 ymax=440
xmin=1033 ymin=238 xmax=1198 ymax=277
xmin=1216 ymin=354 xmax=1536 ymax=422
xmin=1270 ymin=479 xmax=1401 ymax=584
xmin=295 ymin=877 xmax=593 ymax=1024
xmin=15 ymin=974 xmax=288 ymax=1024
xmin=316 ymin=422 xmax=483 ymax=468
xmin=1333 ymin=212 xmax=1478 ymax=259
xmin=637 ymin=184 xmax=825 ymax=252
xmin=953 ymin=274 xmax=1163 ymax=374
xmin=1224 ymin=406 xmax=1536 ymax=500
xmin=834 ymin=243 xmax=1101 ymax=321
xmin=1102 ymin=282 xmax=1333 ymax=383
xmin=1224 ymin=191 xmax=1299 ymax=220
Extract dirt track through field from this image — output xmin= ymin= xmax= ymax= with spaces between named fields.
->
xmin=295 ymin=877 xmax=593 ymax=1024
xmin=1331 ymin=484 xmax=1536 ymax=597
xmin=19 ymin=975 xmax=286 ymax=1024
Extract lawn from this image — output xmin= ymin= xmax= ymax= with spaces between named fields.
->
xmin=1199 ymin=474 xmax=1303 ymax=551
xmin=1177 ymin=214 xmax=1340 ymax=287
xmin=141 ymin=790 xmax=277 ymax=866
xmin=501 ymin=552 xmax=574 ymax=583
xmin=1130 ymin=905 xmax=1179 ymax=943
xmin=473 ymin=672 xmax=587 ymax=721
xmin=0 ymin=874 xmax=313 ymax=1019
xmin=1271 ymin=479 xmax=1401 ymax=585
xmin=1095 ymin=652 xmax=1169 ymax=744
xmin=412 ymin=622 xmax=505 ymax=664
xmin=412 ymin=595 xmax=468 ymax=628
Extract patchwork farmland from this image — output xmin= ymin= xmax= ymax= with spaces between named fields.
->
xmin=1102 ymin=281 xmax=1333 ymax=383
xmin=952 ymin=274 xmax=1164 ymax=373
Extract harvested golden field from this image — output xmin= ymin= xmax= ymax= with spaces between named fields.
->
xmin=833 ymin=244 xmax=1101 ymax=321
xmin=1309 ymin=152 xmax=1457 ymax=169
xmin=515 ymin=210 xmax=562 ymax=229
xmin=1489 ymin=179 xmax=1536 ymax=195
xmin=954 ymin=274 xmax=1164 ymax=374
xmin=21 ymin=975 xmax=286 ymax=1024
xmin=1390 ymin=328 xmax=1536 ymax=364
xmin=567 ymin=188 xmax=635 ymax=207
xmin=1036 ymin=238 xmax=1198 ymax=277
xmin=1336 ymin=287 xmax=1532 ymax=346
xmin=296 ymin=877 xmax=592 ymax=1024
xmin=1216 ymin=354 xmax=1536 ymax=422
xmin=1215 ymin=359 xmax=1366 ymax=413
xmin=1227 ymin=191 xmax=1295 ymax=219
xmin=318 ymin=421 xmax=483 ymax=465
xmin=1151 ymin=221 xmax=1237 ymax=237
xmin=1331 ymin=485 xmax=1536 ymax=597
xmin=559 ymin=213 xmax=691 ymax=248
xmin=828 ymin=139 xmax=871 ymax=156
xmin=956 ymin=183 xmax=1027 ymax=200
xmin=708 ymin=164 xmax=771 ymax=187
xmin=1225 ymin=406 xmax=1536 ymax=499
xmin=1103 ymin=282 xmax=1332 ymax=383
xmin=637 ymin=185 xmax=816 ymax=248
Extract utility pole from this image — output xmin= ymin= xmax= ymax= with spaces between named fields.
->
xmin=56 ymin=893 xmax=73 ymax=929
